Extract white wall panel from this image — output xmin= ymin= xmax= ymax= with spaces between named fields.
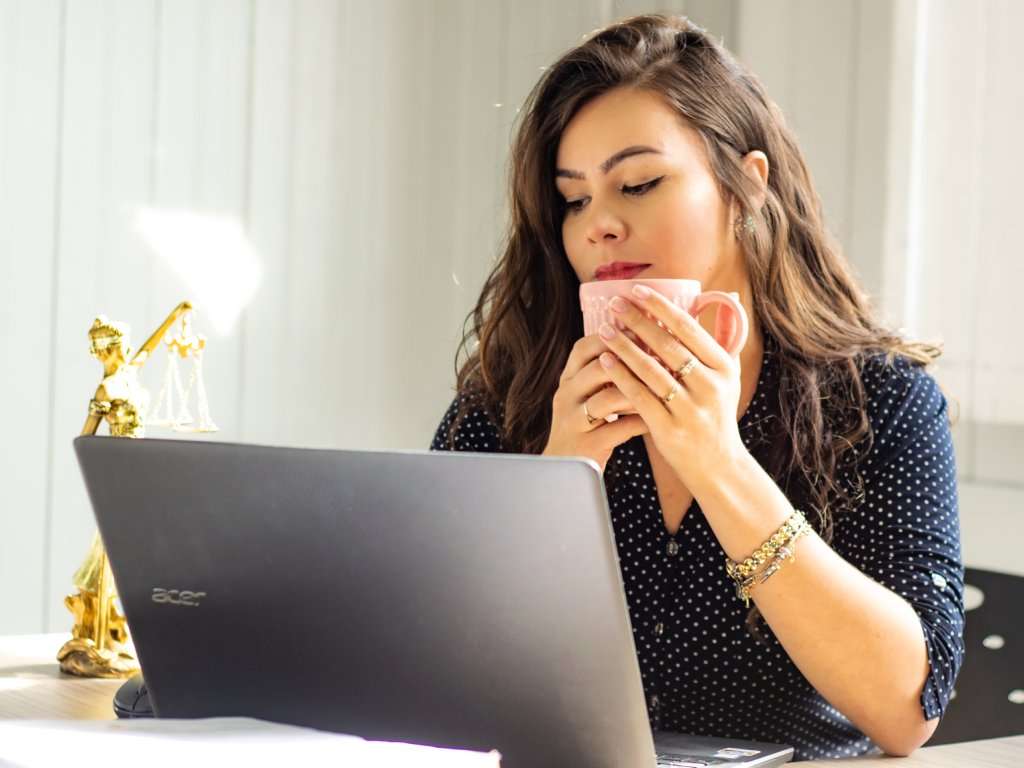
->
xmin=240 ymin=0 xmax=292 ymax=446
xmin=735 ymin=0 xmax=859 ymax=264
xmin=969 ymin=0 xmax=1024 ymax=429
xmin=282 ymin=0 xmax=344 ymax=447
xmin=0 ymin=0 xmax=62 ymax=634
xmin=902 ymin=0 xmax=1024 ymax=485
xmin=906 ymin=0 xmax=983 ymax=421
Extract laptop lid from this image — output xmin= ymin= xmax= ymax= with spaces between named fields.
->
xmin=73 ymin=436 xmax=657 ymax=767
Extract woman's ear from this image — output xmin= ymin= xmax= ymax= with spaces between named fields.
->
xmin=742 ymin=150 xmax=769 ymax=210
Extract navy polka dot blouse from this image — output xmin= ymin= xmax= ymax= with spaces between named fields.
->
xmin=429 ymin=336 xmax=965 ymax=761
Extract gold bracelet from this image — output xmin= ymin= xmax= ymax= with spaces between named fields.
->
xmin=733 ymin=522 xmax=811 ymax=606
xmin=725 ymin=509 xmax=809 ymax=582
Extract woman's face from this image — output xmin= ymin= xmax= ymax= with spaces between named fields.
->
xmin=555 ymin=88 xmax=749 ymax=291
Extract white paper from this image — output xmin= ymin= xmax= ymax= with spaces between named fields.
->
xmin=0 ymin=718 xmax=502 ymax=767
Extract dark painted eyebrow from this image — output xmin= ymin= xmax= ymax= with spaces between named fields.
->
xmin=555 ymin=145 xmax=662 ymax=180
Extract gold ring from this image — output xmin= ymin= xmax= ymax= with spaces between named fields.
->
xmin=583 ymin=401 xmax=598 ymax=425
xmin=661 ymin=384 xmax=681 ymax=404
xmin=675 ymin=356 xmax=698 ymax=379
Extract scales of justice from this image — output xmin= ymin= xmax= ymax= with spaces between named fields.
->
xmin=57 ymin=300 xmax=217 ymax=678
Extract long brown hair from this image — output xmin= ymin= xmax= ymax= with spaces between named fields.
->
xmin=444 ymin=14 xmax=940 ymax=629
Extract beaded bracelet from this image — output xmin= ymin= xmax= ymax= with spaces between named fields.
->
xmin=733 ymin=521 xmax=812 ymax=607
xmin=725 ymin=509 xmax=809 ymax=582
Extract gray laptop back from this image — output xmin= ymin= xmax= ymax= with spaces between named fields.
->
xmin=73 ymin=436 xmax=656 ymax=767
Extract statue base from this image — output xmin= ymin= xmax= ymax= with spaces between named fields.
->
xmin=57 ymin=637 xmax=139 ymax=679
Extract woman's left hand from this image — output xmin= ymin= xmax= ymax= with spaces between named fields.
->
xmin=596 ymin=284 xmax=746 ymax=490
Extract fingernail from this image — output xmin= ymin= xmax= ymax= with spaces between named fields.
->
xmin=600 ymin=352 xmax=616 ymax=368
xmin=609 ymin=296 xmax=628 ymax=313
xmin=598 ymin=323 xmax=617 ymax=339
xmin=631 ymin=284 xmax=652 ymax=300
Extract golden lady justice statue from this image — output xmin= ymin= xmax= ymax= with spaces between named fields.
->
xmin=57 ymin=301 xmax=215 ymax=678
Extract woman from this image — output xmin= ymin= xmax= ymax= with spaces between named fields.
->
xmin=430 ymin=15 xmax=963 ymax=761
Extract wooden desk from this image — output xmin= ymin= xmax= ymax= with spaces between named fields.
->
xmin=801 ymin=735 xmax=1024 ymax=766
xmin=3 ymin=634 xmax=1022 ymax=765
xmin=0 ymin=633 xmax=120 ymax=720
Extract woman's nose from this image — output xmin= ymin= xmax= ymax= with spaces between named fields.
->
xmin=585 ymin=209 xmax=627 ymax=244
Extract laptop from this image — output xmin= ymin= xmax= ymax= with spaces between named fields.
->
xmin=73 ymin=436 xmax=793 ymax=768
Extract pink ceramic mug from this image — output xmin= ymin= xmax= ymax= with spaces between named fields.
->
xmin=579 ymin=278 xmax=749 ymax=419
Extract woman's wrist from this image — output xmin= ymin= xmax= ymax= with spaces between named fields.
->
xmin=685 ymin=429 xmax=755 ymax=500
xmin=690 ymin=439 xmax=796 ymax=561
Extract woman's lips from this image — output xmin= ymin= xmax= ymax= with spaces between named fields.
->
xmin=595 ymin=263 xmax=651 ymax=280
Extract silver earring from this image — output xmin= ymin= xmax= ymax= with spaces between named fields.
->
xmin=734 ymin=213 xmax=755 ymax=238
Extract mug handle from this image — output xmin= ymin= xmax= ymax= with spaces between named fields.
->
xmin=689 ymin=291 xmax=749 ymax=357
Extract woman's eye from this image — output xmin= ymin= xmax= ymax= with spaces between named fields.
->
xmin=561 ymin=176 xmax=664 ymax=216
xmin=564 ymin=198 xmax=588 ymax=214
xmin=622 ymin=176 xmax=664 ymax=196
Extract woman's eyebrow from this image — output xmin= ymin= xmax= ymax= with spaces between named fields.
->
xmin=555 ymin=145 xmax=662 ymax=180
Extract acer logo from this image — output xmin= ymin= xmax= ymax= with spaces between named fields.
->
xmin=151 ymin=588 xmax=206 ymax=607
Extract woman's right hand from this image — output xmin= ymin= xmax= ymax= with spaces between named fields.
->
xmin=542 ymin=334 xmax=650 ymax=473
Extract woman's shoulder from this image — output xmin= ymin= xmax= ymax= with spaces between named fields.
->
xmin=855 ymin=350 xmax=952 ymax=459
xmin=430 ymin=388 xmax=506 ymax=453
xmin=858 ymin=350 xmax=947 ymax=418
xmin=766 ymin=337 xmax=947 ymax=433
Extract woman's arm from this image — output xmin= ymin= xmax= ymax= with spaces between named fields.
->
xmin=699 ymin=456 xmax=938 ymax=754
xmin=694 ymin=367 xmax=962 ymax=756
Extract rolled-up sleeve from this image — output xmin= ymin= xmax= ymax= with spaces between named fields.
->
xmin=832 ymin=357 xmax=965 ymax=720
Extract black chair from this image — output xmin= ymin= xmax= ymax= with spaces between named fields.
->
xmin=928 ymin=567 xmax=1024 ymax=745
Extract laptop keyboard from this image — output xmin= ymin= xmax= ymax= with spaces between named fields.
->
xmin=655 ymin=754 xmax=715 ymax=767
